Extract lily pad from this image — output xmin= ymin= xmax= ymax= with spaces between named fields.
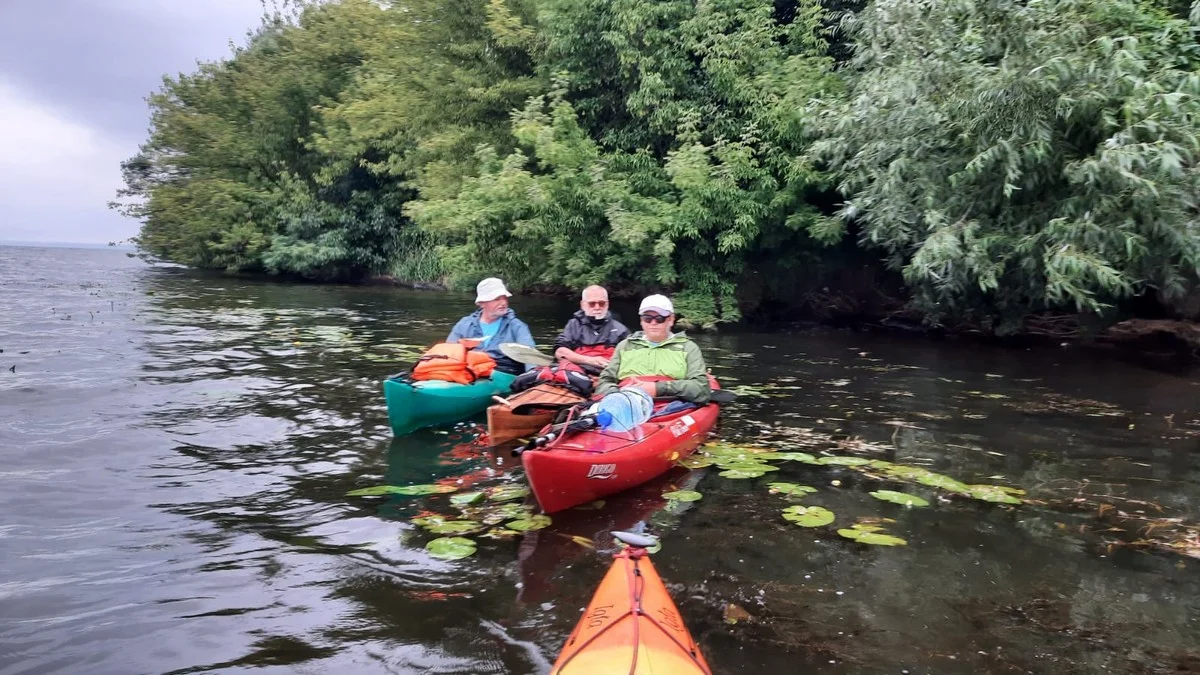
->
xmin=816 ymin=456 xmax=872 ymax=466
xmin=411 ymin=514 xmax=447 ymax=528
xmin=505 ymin=515 xmax=552 ymax=532
xmin=881 ymin=465 xmax=933 ymax=479
xmin=870 ymin=490 xmax=930 ymax=507
xmin=487 ymin=485 xmax=530 ymax=502
xmin=915 ymin=472 xmax=972 ymax=493
xmin=717 ymin=462 xmax=779 ymax=473
xmin=347 ymin=483 xmax=457 ymax=497
xmin=426 ymin=536 xmax=477 ymax=560
xmin=450 ymin=491 xmax=486 ymax=507
xmin=966 ymin=485 xmax=1023 ymax=504
xmin=972 ymin=484 xmax=1026 ymax=496
xmin=719 ymin=468 xmax=767 ymax=479
xmin=838 ymin=529 xmax=907 ymax=546
xmin=479 ymin=528 xmax=520 ymax=540
xmin=768 ymin=482 xmax=818 ymax=497
xmin=662 ymin=490 xmax=703 ymax=502
xmin=782 ymin=505 xmax=836 ymax=527
xmin=679 ymin=455 xmax=714 ymax=469
xmin=423 ymin=519 xmax=485 ymax=535
xmin=773 ymin=452 xmax=819 ymax=463
xmin=479 ymin=503 xmax=533 ymax=525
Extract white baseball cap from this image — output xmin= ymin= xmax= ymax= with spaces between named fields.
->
xmin=638 ymin=294 xmax=674 ymax=315
xmin=475 ymin=277 xmax=512 ymax=303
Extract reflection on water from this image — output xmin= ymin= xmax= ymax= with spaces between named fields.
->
xmin=2 ymin=245 xmax=1199 ymax=674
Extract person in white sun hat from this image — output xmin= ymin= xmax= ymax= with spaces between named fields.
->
xmin=446 ymin=277 xmax=535 ymax=374
xmin=595 ymin=293 xmax=711 ymax=404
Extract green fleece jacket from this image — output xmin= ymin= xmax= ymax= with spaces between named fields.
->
xmin=595 ymin=331 xmax=711 ymax=404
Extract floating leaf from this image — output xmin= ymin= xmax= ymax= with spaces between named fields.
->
xmin=564 ymin=534 xmax=594 ymax=548
xmin=572 ymin=500 xmax=606 ymax=511
xmin=719 ymin=468 xmax=766 ymax=479
xmin=426 ymin=537 xmax=477 ymax=560
xmin=450 ymin=491 xmax=486 ymax=507
xmin=411 ymin=515 xmax=447 ymax=528
xmin=975 ymin=484 xmax=1026 ymax=496
xmin=679 ymin=455 xmax=714 ymax=469
xmin=782 ymin=505 xmax=835 ymax=527
xmin=479 ymin=503 xmax=533 ymax=525
xmin=505 ymin=515 xmax=552 ymax=532
xmin=479 ymin=528 xmax=519 ymax=540
xmin=347 ymin=483 xmax=456 ymax=497
xmin=967 ymin=485 xmax=1022 ymax=504
xmin=724 ymin=603 xmax=753 ymax=625
xmin=768 ymin=482 xmax=818 ymax=497
xmin=870 ymin=490 xmax=930 ymax=507
xmin=915 ymin=472 xmax=972 ymax=493
xmin=838 ymin=529 xmax=907 ymax=546
xmin=717 ymin=462 xmax=779 ymax=473
xmin=662 ymin=490 xmax=702 ymax=502
xmin=423 ymin=520 xmax=485 ymax=535
xmin=488 ymin=485 xmax=530 ymax=502
xmin=773 ymin=452 xmax=819 ymax=463
xmin=816 ymin=456 xmax=872 ymax=466
xmin=882 ymin=465 xmax=933 ymax=479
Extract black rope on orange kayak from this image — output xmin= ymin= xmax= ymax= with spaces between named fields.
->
xmin=627 ymin=554 xmax=644 ymax=675
xmin=627 ymin=551 xmax=714 ymax=675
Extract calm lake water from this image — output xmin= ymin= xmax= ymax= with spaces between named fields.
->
xmin=2 ymin=245 xmax=1199 ymax=674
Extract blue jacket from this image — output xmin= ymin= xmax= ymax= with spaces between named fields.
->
xmin=447 ymin=309 xmax=535 ymax=374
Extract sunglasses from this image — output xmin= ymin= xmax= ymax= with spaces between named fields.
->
xmin=639 ymin=314 xmax=670 ymax=324
xmin=585 ymin=300 xmax=609 ymax=308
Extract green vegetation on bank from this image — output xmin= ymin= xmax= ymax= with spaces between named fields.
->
xmin=114 ymin=0 xmax=1200 ymax=330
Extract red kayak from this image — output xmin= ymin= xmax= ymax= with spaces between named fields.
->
xmin=521 ymin=380 xmax=721 ymax=513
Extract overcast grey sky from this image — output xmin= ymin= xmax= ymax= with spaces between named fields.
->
xmin=0 ymin=0 xmax=266 ymax=243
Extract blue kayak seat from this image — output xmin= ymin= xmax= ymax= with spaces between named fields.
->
xmin=651 ymin=400 xmax=700 ymax=419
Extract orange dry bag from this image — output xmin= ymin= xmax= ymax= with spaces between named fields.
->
xmin=411 ymin=342 xmax=497 ymax=384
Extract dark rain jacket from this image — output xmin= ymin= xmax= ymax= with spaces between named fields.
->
xmin=554 ymin=310 xmax=631 ymax=374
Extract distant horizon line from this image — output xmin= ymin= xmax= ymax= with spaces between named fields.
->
xmin=0 ymin=240 xmax=137 ymax=250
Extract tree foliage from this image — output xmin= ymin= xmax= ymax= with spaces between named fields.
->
xmin=815 ymin=0 xmax=1200 ymax=328
xmin=116 ymin=0 xmax=1200 ymax=330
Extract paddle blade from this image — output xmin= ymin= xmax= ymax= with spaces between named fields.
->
xmin=499 ymin=342 xmax=555 ymax=366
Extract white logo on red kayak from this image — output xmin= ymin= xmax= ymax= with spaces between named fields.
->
xmin=587 ymin=463 xmax=617 ymax=479
xmin=668 ymin=415 xmax=695 ymax=438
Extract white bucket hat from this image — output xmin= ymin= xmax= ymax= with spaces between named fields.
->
xmin=475 ymin=277 xmax=512 ymax=303
xmin=638 ymin=294 xmax=674 ymax=315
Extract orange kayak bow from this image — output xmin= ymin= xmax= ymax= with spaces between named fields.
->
xmin=550 ymin=531 xmax=713 ymax=675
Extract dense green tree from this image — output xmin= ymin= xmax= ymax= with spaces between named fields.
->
xmin=411 ymin=0 xmax=840 ymax=324
xmin=814 ymin=0 xmax=1200 ymax=330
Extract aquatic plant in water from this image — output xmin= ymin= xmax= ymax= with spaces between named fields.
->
xmin=426 ymin=536 xmax=477 ymax=560
xmin=768 ymin=482 xmax=818 ymax=497
xmin=870 ymin=490 xmax=930 ymax=507
xmin=662 ymin=490 xmax=703 ymax=502
xmin=504 ymin=515 xmax=552 ymax=532
xmin=347 ymin=483 xmax=457 ymax=497
xmin=782 ymin=505 xmax=836 ymax=527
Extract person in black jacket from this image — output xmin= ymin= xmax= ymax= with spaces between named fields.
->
xmin=553 ymin=285 xmax=631 ymax=375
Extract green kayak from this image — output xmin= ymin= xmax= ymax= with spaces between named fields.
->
xmin=384 ymin=371 xmax=517 ymax=435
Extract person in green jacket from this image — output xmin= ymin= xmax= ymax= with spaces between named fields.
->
xmin=595 ymin=294 xmax=712 ymax=405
